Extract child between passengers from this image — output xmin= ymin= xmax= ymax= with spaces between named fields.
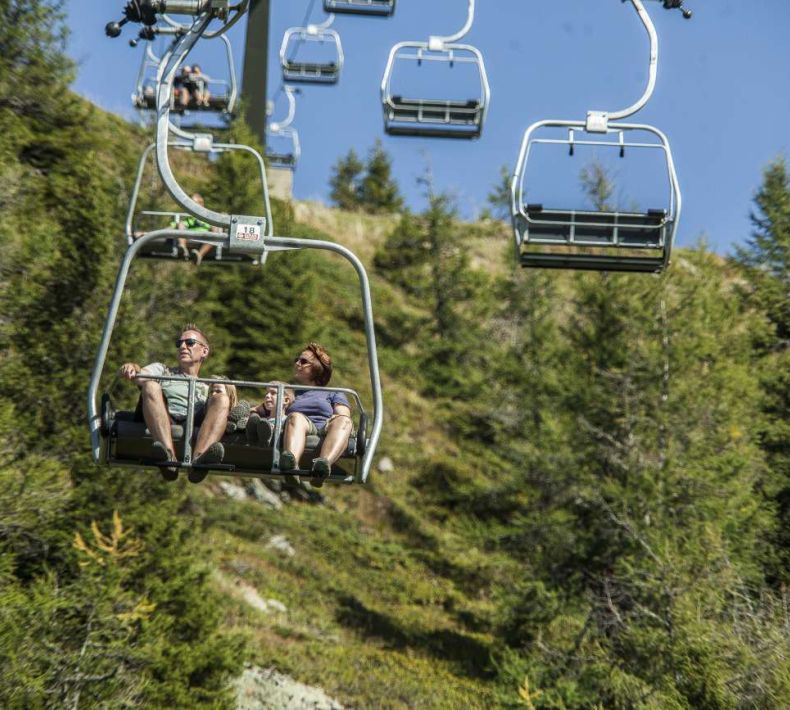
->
xmin=247 ymin=383 xmax=295 ymax=445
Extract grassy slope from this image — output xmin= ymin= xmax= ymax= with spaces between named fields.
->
xmin=197 ymin=203 xmax=510 ymax=708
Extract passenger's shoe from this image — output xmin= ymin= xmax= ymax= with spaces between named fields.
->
xmin=310 ymin=457 xmax=331 ymax=488
xmin=278 ymin=450 xmax=296 ymax=471
xmin=255 ymin=416 xmax=274 ymax=446
xmin=177 ymin=243 xmax=190 ymax=260
xmin=152 ymin=440 xmax=179 ymax=481
xmin=246 ymin=412 xmax=261 ymax=444
xmin=189 ymin=442 xmax=224 ymax=483
xmin=190 ymin=248 xmax=204 ymax=267
xmin=227 ymin=400 xmax=252 ymax=434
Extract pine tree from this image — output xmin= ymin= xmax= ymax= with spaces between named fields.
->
xmin=483 ymin=164 xmax=512 ymax=221
xmin=328 ymin=148 xmax=364 ymax=211
xmin=357 ymin=139 xmax=403 ymax=214
xmin=735 ymin=157 xmax=790 ymax=583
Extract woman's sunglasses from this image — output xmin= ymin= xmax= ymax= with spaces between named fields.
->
xmin=175 ymin=338 xmax=205 ymax=348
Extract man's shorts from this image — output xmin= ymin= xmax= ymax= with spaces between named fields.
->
xmin=134 ymin=394 xmax=207 ymax=426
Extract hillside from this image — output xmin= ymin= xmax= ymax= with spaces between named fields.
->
xmin=1 ymin=5 xmax=789 ymax=706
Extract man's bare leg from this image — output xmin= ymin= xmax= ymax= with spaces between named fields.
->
xmin=140 ymin=380 xmax=176 ymax=458
xmin=193 ymin=389 xmax=230 ymax=459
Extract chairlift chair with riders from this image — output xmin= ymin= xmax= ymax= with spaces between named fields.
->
xmin=381 ymin=0 xmax=490 ymax=138
xmin=96 ymin=3 xmax=383 ymax=485
xmin=265 ymin=86 xmax=301 ymax=170
xmin=280 ymin=12 xmax=343 ymax=84
xmin=324 ymin=0 xmax=395 ymax=17
xmin=131 ymin=31 xmax=237 ymax=114
xmin=510 ymin=0 xmax=691 ymax=273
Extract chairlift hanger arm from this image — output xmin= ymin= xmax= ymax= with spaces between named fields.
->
xmin=589 ymin=0 xmax=690 ymax=129
xmin=271 ymin=86 xmax=299 ymax=130
xmin=430 ymin=0 xmax=474 ymax=48
xmin=155 ymin=12 xmax=232 ymax=227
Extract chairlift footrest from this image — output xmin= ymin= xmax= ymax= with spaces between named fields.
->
xmin=190 ymin=462 xmax=236 ymax=472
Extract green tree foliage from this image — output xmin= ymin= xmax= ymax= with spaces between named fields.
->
xmin=483 ymin=164 xmax=512 ymax=221
xmin=735 ymin=157 xmax=790 ymax=583
xmin=374 ymin=176 xmax=493 ymax=398
xmin=0 ymin=7 xmax=244 ymax=705
xmin=358 ymin=139 xmax=403 ymax=214
xmin=329 ymin=147 xmax=365 ymax=211
xmin=328 ymin=140 xmax=403 ymax=214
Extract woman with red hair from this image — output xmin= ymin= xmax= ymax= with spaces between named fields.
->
xmin=280 ymin=342 xmax=352 ymax=486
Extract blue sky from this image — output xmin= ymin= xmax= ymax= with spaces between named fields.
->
xmin=69 ymin=0 xmax=790 ymax=254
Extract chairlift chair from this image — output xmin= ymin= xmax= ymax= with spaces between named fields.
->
xmin=324 ymin=0 xmax=395 ymax=16
xmin=380 ymin=0 xmax=489 ymax=138
xmin=125 ymin=133 xmax=273 ymax=264
xmin=280 ymin=14 xmax=343 ymax=85
xmin=131 ymin=32 xmax=238 ymax=114
xmin=510 ymin=0 xmax=688 ymax=273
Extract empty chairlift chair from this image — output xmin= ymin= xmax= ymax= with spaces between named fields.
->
xmin=324 ymin=0 xmax=395 ymax=16
xmin=381 ymin=0 xmax=489 ymax=139
xmin=510 ymin=0 xmax=689 ymax=273
xmin=265 ymin=86 xmax=301 ymax=170
xmin=280 ymin=13 xmax=343 ymax=84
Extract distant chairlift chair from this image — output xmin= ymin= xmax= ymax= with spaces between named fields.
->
xmin=131 ymin=32 xmax=237 ymax=114
xmin=510 ymin=0 xmax=689 ymax=273
xmin=324 ymin=0 xmax=395 ymax=17
xmin=280 ymin=13 xmax=343 ymax=85
xmin=380 ymin=0 xmax=489 ymax=138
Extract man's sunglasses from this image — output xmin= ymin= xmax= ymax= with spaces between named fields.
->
xmin=294 ymin=356 xmax=313 ymax=366
xmin=175 ymin=338 xmax=206 ymax=348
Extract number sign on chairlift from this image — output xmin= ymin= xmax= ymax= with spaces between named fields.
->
xmin=510 ymin=0 xmax=690 ymax=273
xmin=280 ymin=13 xmax=343 ymax=85
xmin=380 ymin=0 xmax=489 ymax=139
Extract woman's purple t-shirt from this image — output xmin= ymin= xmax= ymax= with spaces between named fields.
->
xmin=288 ymin=389 xmax=350 ymax=428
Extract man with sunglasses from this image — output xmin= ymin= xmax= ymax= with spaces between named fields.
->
xmin=119 ymin=323 xmax=230 ymax=482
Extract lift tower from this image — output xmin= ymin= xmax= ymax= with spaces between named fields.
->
xmin=242 ymin=0 xmax=271 ymax=146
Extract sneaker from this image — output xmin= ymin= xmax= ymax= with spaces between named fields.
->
xmin=177 ymin=243 xmax=190 ymax=260
xmin=152 ymin=440 xmax=178 ymax=481
xmin=311 ymin=457 xmax=331 ymax=488
xmin=255 ymin=417 xmax=274 ymax=446
xmin=189 ymin=442 xmax=224 ymax=483
xmin=246 ymin=412 xmax=261 ymax=444
xmin=227 ymin=400 xmax=252 ymax=434
xmin=278 ymin=450 xmax=297 ymax=471
xmin=190 ymin=248 xmax=204 ymax=267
